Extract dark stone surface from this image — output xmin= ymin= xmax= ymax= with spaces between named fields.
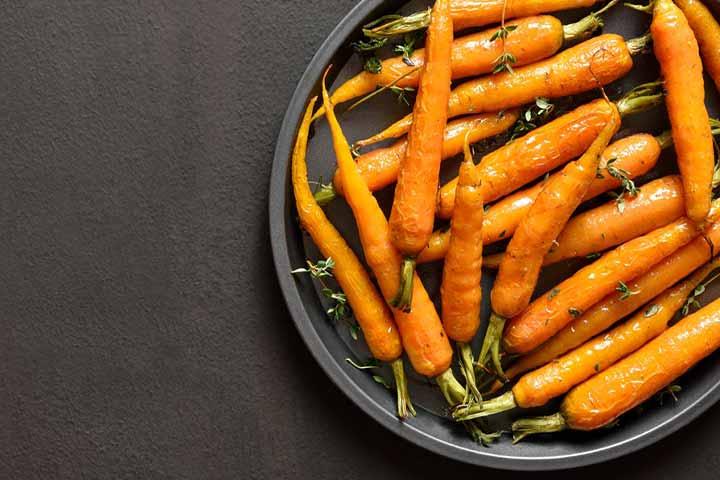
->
xmin=2 ymin=1 xmax=720 ymax=478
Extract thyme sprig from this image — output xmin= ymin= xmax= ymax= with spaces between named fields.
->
xmin=292 ymin=257 xmax=358 ymax=329
xmin=681 ymin=270 xmax=720 ymax=316
xmin=510 ymin=97 xmax=555 ymax=140
xmin=491 ymin=0 xmax=517 ymax=74
xmin=604 ymin=157 xmax=641 ymax=212
xmin=616 ymin=281 xmax=639 ymax=301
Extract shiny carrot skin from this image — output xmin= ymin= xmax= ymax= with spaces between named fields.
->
xmin=653 ymin=0 xmax=714 ymax=223
xmin=357 ymin=34 xmax=635 ymax=148
xmin=492 ymin=114 xmax=619 ymax=318
xmin=504 ymin=217 xmax=702 ymax=354
xmin=484 ymin=175 xmax=686 ymax=268
xmin=503 ymin=218 xmax=720 ymax=383
xmin=440 ymin=140 xmax=484 ymax=343
xmin=449 ymin=0 xmax=599 ymax=31
xmin=675 ymin=0 xmax=720 ymax=92
xmin=322 ymin=74 xmax=452 ymax=378
xmin=330 ymin=111 xmax=518 ymax=198
xmin=292 ymin=97 xmax=402 ymax=362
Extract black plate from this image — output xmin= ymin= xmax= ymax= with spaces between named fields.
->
xmin=269 ymin=0 xmax=720 ymax=470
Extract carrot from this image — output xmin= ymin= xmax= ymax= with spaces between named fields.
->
xmin=675 ymin=0 xmax=720 ymax=93
xmin=652 ymin=0 xmax=714 ymax=223
xmin=455 ymin=258 xmax=720 ymax=421
xmin=491 ymin=114 xmax=618 ymax=319
xmin=499 ymin=214 xmax=720 ymax=386
xmin=435 ymin=81 xmax=663 ymax=220
xmin=440 ymin=133 xmax=485 ymax=400
xmin=512 ymin=294 xmax=720 ymax=440
xmin=291 ymin=97 xmax=412 ymax=417
xmin=356 ymin=33 xmax=649 ymax=149
xmin=388 ymin=0 xmax=453 ymax=311
xmin=316 ymin=111 xmax=518 ymax=204
xmin=504 ymin=216 xmax=703 ymax=355
xmin=484 ymin=175 xmax=686 ymax=268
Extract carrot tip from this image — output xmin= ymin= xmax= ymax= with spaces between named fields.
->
xmin=390 ymin=257 xmax=416 ymax=312
xmin=390 ymin=358 xmax=416 ymax=419
xmin=511 ymin=412 xmax=568 ymax=443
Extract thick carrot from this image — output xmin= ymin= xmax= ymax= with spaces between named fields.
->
xmin=319 ymin=111 xmax=518 ymax=203
xmin=388 ymin=0 xmax=453 ymax=311
xmin=356 ymin=33 xmax=646 ymax=149
xmin=492 ymin=113 xmax=619 ymax=319
xmin=653 ymin=0 xmax=714 ymax=223
xmin=292 ymin=97 xmax=412 ymax=417
xmin=500 ymin=212 xmax=720 ymax=385
xmin=436 ymin=81 xmax=663 ymax=219
xmin=513 ymin=294 xmax=720 ymax=439
xmin=504 ymin=217 xmax=703 ymax=354
xmin=484 ymin=175 xmax=686 ymax=268
xmin=455 ymin=258 xmax=720 ymax=421
xmin=675 ymin=0 xmax=720 ymax=92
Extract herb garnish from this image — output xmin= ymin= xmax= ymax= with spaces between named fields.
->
xmin=509 ymin=98 xmax=555 ymax=140
xmin=605 ymin=157 xmax=640 ymax=212
xmin=491 ymin=0 xmax=517 ymax=75
xmin=616 ymin=281 xmax=639 ymax=301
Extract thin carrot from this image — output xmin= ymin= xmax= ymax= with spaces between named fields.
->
xmin=499 ymin=209 xmax=720 ymax=385
xmin=512 ymin=294 xmax=720 ymax=440
xmin=491 ymin=113 xmax=618 ymax=319
xmin=356 ymin=33 xmax=649 ymax=149
xmin=504 ymin=216 xmax=703 ymax=354
xmin=291 ymin=97 xmax=412 ymax=417
xmin=317 ymin=111 xmax=518 ymax=204
xmin=435 ymin=81 xmax=663 ymax=219
xmin=388 ymin=0 xmax=453 ymax=311
xmin=440 ymin=133 xmax=485 ymax=400
xmin=484 ymin=175 xmax=686 ymax=268
xmin=455 ymin=258 xmax=720 ymax=421
xmin=675 ymin=0 xmax=720 ymax=92
xmin=652 ymin=0 xmax=714 ymax=223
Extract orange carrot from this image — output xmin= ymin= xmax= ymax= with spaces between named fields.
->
xmin=389 ymin=0 xmax=453 ymax=311
xmin=291 ymin=97 xmax=411 ymax=417
xmin=491 ymin=114 xmax=618 ymax=319
xmin=504 ymin=217 xmax=703 ymax=354
xmin=675 ymin=0 xmax=720 ymax=92
xmin=652 ymin=0 xmax=714 ymax=223
xmin=356 ymin=33 xmax=648 ymax=149
xmin=512 ymin=294 xmax=720 ymax=439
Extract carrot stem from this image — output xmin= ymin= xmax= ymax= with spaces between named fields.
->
xmin=512 ymin=413 xmax=568 ymax=443
xmin=615 ymin=80 xmax=664 ymax=115
xmin=625 ymin=31 xmax=653 ymax=55
xmin=476 ymin=313 xmax=507 ymax=379
xmin=563 ymin=0 xmax=621 ymax=43
xmin=454 ymin=391 xmax=518 ymax=421
xmin=390 ymin=257 xmax=416 ymax=312
xmin=391 ymin=358 xmax=416 ymax=418
xmin=625 ymin=1 xmax=655 ymax=14
xmin=313 ymin=183 xmax=337 ymax=206
xmin=458 ymin=342 xmax=482 ymax=403
xmin=363 ymin=8 xmax=431 ymax=39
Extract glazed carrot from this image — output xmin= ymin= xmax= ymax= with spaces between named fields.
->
xmin=455 ymin=258 xmax=720 ymax=420
xmin=675 ymin=0 xmax=720 ymax=92
xmin=512 ymin=294 xmax=720 ymax=439
xmin=356 ymin=33 xmax=648 ymax=149
xmin=484 ymin=175 xmax=686 ymax=268
xmin=317 ymin=111 xmax=518 ymax=203
xmin=652 ymin=0 xmax=714 ymax=223
xmin=504 ymin=217 xmax=703 ymax=354
xmin=435 ymin=81 xmax=663 ymax=219
xmin=291 ymin=97 xmax=411 ymax=417
xmin=500 ymin=216 xmax=720 ymax=385
xmin=491 ymin=114 xmax=618 ymax=319
xmin=440 ymin=134 xmax=485 ymax=400
xmin=388 ymin=0 xmax=453 ymax=311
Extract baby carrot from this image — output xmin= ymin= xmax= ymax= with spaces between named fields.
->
xmin=291 ymin=97 xmax=411 ymax=417
xmin=455 ymin=258 xmax=720 ymax=421
xmin=492 ymin=113 xmax=618 ymax=319
xmin=652 ymin=0 xmax=714 ymax=223
xmin=513 ymin=294 xmax=720 ymax=439
xmin=675 ymin=0 xmax=720 ymax=92
xmin=389 ymin=0 xmax=453 ymax=311
xmin=356 ymin=33 xmax=648 ymax=149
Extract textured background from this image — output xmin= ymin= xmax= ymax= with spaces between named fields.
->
xmin=2 ymin=1 xmax=720 ymax=478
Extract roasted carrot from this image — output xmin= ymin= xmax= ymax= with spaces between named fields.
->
xmin=675 ymin=0 xmax=720 ymax=92
xmin=455 ymin=258 xmax=720 ymax=421
xmin=291 ymin=97 xmax=412 ymax=417
xmin=512 ymin=294 xmax=720 ymax=440
xmin=388 ymin=0 xmax=453 ymax=311
xmin=504 ymin=216 xmax=703 ymax=355
xmin=491 ymin=113 xmax=618 ymax=319
xmin=499 ymin=215 xmax=720 ymax=386
xmin=440 ymin=133 xmax=485 ymax=400
xmin=435 ymin=82 xmax=663 ymax=219
xmin=317 ymin=111 xmax=518 ymax=204
xmin=652 ymin=0 xmax=714 ymax=223
xmin=356 ymin=33 xmax=649 ymax=149
xmin=484 ymin=175 xmax=686 ymax=268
